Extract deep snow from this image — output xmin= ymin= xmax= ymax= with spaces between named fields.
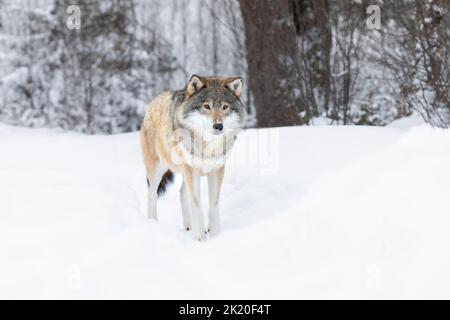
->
xmin=1 ymin=120 xmax=450 ymax=299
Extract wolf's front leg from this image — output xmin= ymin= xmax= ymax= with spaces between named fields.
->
xmin=147 ymin=185 xmax=158 ymax=221
xmin=207 ymin=167 xmax=225 ymax=236
xmin=183 ymin=167 xmax=206 ymax=241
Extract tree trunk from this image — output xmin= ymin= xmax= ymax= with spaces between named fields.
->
xmin=238 ymin=0 xmax=305 ymax=127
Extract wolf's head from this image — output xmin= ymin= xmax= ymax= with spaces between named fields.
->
xmin=180 ymin=75 xmax=246 ymax=136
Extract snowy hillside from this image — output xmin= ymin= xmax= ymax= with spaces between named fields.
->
xmin=1 ymin=121 xmax=450 ymax=299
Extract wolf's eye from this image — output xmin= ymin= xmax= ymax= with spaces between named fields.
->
xmin=203 ymin=103 xmax=210 ymax=110
xmin=223 ymin=104 xmax=229 ymax=110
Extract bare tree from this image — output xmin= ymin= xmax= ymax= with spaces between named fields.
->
xmin=292 ymin=0 xmax=332 ymax=118
xmin=380 ymin=0 xmax=450 ymax=128
xmin=238 ymin=0 xmax=306 ymax=127
xmin=0 ymin=0 xmax=3 ymax=30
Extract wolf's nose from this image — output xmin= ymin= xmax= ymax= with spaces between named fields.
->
xmin=213 ymin=123 xmax=223 ymax=131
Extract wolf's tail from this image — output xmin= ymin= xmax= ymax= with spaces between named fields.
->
xmin=147 ymin=170 xmax=175 ymax=197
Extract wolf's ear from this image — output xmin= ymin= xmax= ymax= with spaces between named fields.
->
xmin=226 ymin=77 xmax=243 ymax=97
xmin=186 ymin=75 xmax=206 ymax=98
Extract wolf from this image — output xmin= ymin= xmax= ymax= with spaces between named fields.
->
xmin=140 ymin=75 xmax=246 ymax=240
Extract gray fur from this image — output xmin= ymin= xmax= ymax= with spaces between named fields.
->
xmin=182 ymin=86 xmax=245 ymax=121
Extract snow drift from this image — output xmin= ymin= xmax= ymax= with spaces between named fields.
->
xmin=0 ymin=121 xmax=449 ymax=299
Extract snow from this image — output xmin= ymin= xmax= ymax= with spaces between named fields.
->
xmin=388 ymin=113 xmax=426 ymax=130
xmin=310 ymin=116 xmax=334 ymax=126
xmin=1 ymin=121 xmax=450 ymax=299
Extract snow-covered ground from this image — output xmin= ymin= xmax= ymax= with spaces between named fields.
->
xmin=1 ymin=119 xmax=450 ymax=299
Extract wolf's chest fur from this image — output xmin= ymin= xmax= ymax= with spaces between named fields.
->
xmin=174 ymin=131 xmax=236 ymax=174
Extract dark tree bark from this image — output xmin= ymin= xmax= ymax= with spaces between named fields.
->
xmin=238 ymin=0 xmax=306 ymax=127
xmin=0 ymin=1 xmax=3 ymax=30
xmin=291 ymin=0 xmax=332 ymax=117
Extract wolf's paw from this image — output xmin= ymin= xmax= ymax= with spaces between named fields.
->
xmin=183 ymin=218 xmax=192 ymax=231
xmin=208 ymin=224 xmax=221 ymax=237
xmin=195 ymin=233 xmax=207 ymax=242
xmin=184 ymin=222 xmax=192 ymax=231
xmin=207 ymin=228 xmax=220 ymax=237
xmin=192 ymin=227 xmax=207 ymax=241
